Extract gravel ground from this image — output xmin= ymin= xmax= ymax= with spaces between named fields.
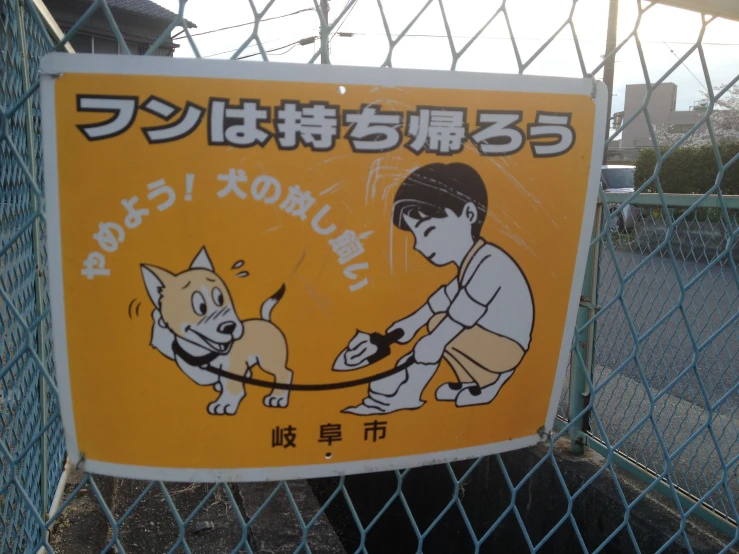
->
xmin=49 ymin=470 xmax=344 ymax=553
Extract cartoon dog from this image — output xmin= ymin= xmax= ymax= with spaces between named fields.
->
xmin=141 ymin=247 xmax=292 ymax=415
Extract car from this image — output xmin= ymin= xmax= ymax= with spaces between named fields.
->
xmin=601 ymin=164 xmax=639 ymax=232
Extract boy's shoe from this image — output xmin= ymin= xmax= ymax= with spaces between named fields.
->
xmin=435 ymin=381 xmax=475 ymax=401
xmin=455 ymin=370 xmax=514 ymax=407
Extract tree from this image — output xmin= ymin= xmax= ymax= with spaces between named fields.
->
xmin=655 ymin=83 xmax=739 ymax=148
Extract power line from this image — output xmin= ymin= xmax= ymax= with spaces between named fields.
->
xmin=662 ymin=41 xmax=708 ymax=92
xmin=204 ymin=46 xmax=255 ymax=59
xmin=237 ymin=36 xmax=317 ymax=60
xmin=203 ymin=31 xmax=319 ymax=59
xmin=338 ymin=31 xmax=739 ymax=46
xmin=266 ymin=43 xmax=301 ymax=57
xmin=174 ymin=8 xmax=315 ymax=40
xmin=330 ymin=0 xmax=359 ymax=42
xmin=238 ymin=40 xmax=303 ymax=59
xmin=238 ymin=40 xmax=302 ymax=59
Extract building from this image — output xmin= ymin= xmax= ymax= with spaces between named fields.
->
xmin=45 ymin=0 xmax=196 ymax=56
xmin=614 ymin=83 xmax=704 ymax=148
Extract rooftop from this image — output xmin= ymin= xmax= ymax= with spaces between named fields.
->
xmin=78 ymin=0 xmax=196 ymax=28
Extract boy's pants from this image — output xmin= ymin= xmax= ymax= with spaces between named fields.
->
xmin=343 ymin=314 xmax=525 ymax=415
xmin=427 ymin=314 xmax=524 ymax=388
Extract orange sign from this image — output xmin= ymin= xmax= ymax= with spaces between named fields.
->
xmin=41 ymin=53 xmax=605 ymax=481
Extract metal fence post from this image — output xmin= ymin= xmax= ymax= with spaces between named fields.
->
xmin=16 ymin=0 xmax=49 ymax=519
xmin=320 ymin=0 xmax=330 ymax=64
xmin=568 ymin=202 xmax=602 ymax=454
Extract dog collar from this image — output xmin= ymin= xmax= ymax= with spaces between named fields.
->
xmin=172 ymin=340 xmax=220 ymax=367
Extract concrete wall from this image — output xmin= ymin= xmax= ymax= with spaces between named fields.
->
xmin=310 ymin=441 xmax=733 ymax=553
xmin=668 ymin=109 xmax=705 ymax=134
xmin=606 ymin=147 xmax=640 ymax=164
xmin=621 ymin=83 xmax=677 ymax=148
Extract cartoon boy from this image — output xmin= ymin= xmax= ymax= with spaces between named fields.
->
xmin=344 ymin=162 xmax=534 ymax=415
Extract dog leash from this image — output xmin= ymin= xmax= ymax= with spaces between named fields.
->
xmin=172 ymin=340 xmax=416 ymax=391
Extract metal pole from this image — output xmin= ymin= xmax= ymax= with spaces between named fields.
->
xmin=320 ymin=0 xmax=330 ymax=64
xmin=568 ymin=203 xmax=602 ymax=454
xmin=16 ymin=0 xmax=49 ymax=519
xmin=602 ymin=0 xmax=619 ymax=163
xmin=30 ymin=0 xmax=75 ymax=52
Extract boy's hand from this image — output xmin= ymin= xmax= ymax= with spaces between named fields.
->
xmin=387 ymin=305 xmax=433 ymax=344
xmin=412 ymin=334 xmax=445 ymax=365
xmin=387 ymin=317 xmax=422 ymax=344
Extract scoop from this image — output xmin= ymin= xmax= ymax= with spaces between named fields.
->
xmin=332 ymin=329 xmax=404 ymax=371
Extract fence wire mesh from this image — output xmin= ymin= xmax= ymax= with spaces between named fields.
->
xmin=1 ymin=0 xmax=738 ymax=552
xmin=593 ymin=199 xmax=739 ymax=519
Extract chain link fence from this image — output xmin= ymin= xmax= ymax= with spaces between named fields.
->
xmin=2 ymin=0 xmax=63 ymax=551
xmin=1 ymin=0 xmax=738 ymax=552
xmin=591 ymin=193 xmax=739 ymax=527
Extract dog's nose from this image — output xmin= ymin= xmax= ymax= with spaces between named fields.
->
xmin=218 ymin=321 xmax=236 ymax=335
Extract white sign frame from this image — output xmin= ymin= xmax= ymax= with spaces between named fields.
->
xmin=40 ymin=53 xmax=606 ymax=482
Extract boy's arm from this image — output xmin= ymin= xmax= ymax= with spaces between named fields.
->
xmin=413 ymin=259 xmax=499 ymax=364
xmin=412 ymin=316 xmax=464 ymax=364
xmin=448 ymin=255 xmax=500 ymax=328
xmin=387 ymin=279 xmax=458 ymax=344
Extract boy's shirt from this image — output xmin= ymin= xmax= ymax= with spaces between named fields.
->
xmin=426 ymin=240 xmax=534 ymax=351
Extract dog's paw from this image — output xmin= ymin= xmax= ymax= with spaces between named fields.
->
xmin=207 ymin=396 xmax=242 ymax=415
xmin=264 ymin=391 xmax=289 ymax=408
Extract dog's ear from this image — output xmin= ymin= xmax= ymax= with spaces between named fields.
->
xmin=141 ymin=265 xmax=174 ymax=308
xmin=190 ymin=247 xmax=214 ymax=271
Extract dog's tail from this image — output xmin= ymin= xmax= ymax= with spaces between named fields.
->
xmin=260 ymin=284 xmax=286 ymax=321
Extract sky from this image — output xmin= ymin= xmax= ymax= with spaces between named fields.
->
xmin=152 ymin=0 xmax=739 ymax=119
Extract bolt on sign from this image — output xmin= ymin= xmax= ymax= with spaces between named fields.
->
xmin=41 ymin=53 xmax=606 ymax=481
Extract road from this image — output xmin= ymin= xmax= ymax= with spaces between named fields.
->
xmin=585 ymin=247 xmax=739 ymax=519
xmin=594 ymin=248 xmax=738 ymax=413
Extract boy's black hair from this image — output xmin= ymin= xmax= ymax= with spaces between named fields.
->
xmin=392 ymin=163 xmax=488 ymax=240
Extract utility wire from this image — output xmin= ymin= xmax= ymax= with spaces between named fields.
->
xmin=238 ymin=41 xmax=301 ymax=59
xmin=662 ymin=41 xmax=708 ymax=92
xmin=203 ymin=30 xmax=319 ymax=59
xmin=329 ymin=0 xmax=359 ymax=42
xmin=265 ymin=43 xmax=301 ymax=57
xmin=237 ymin=37 xmax=317 ymax=60
xmin=339 ymin=31 xmax=739 ymax=46
xmin=174 ymin=8 xmax=315 ymax=40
